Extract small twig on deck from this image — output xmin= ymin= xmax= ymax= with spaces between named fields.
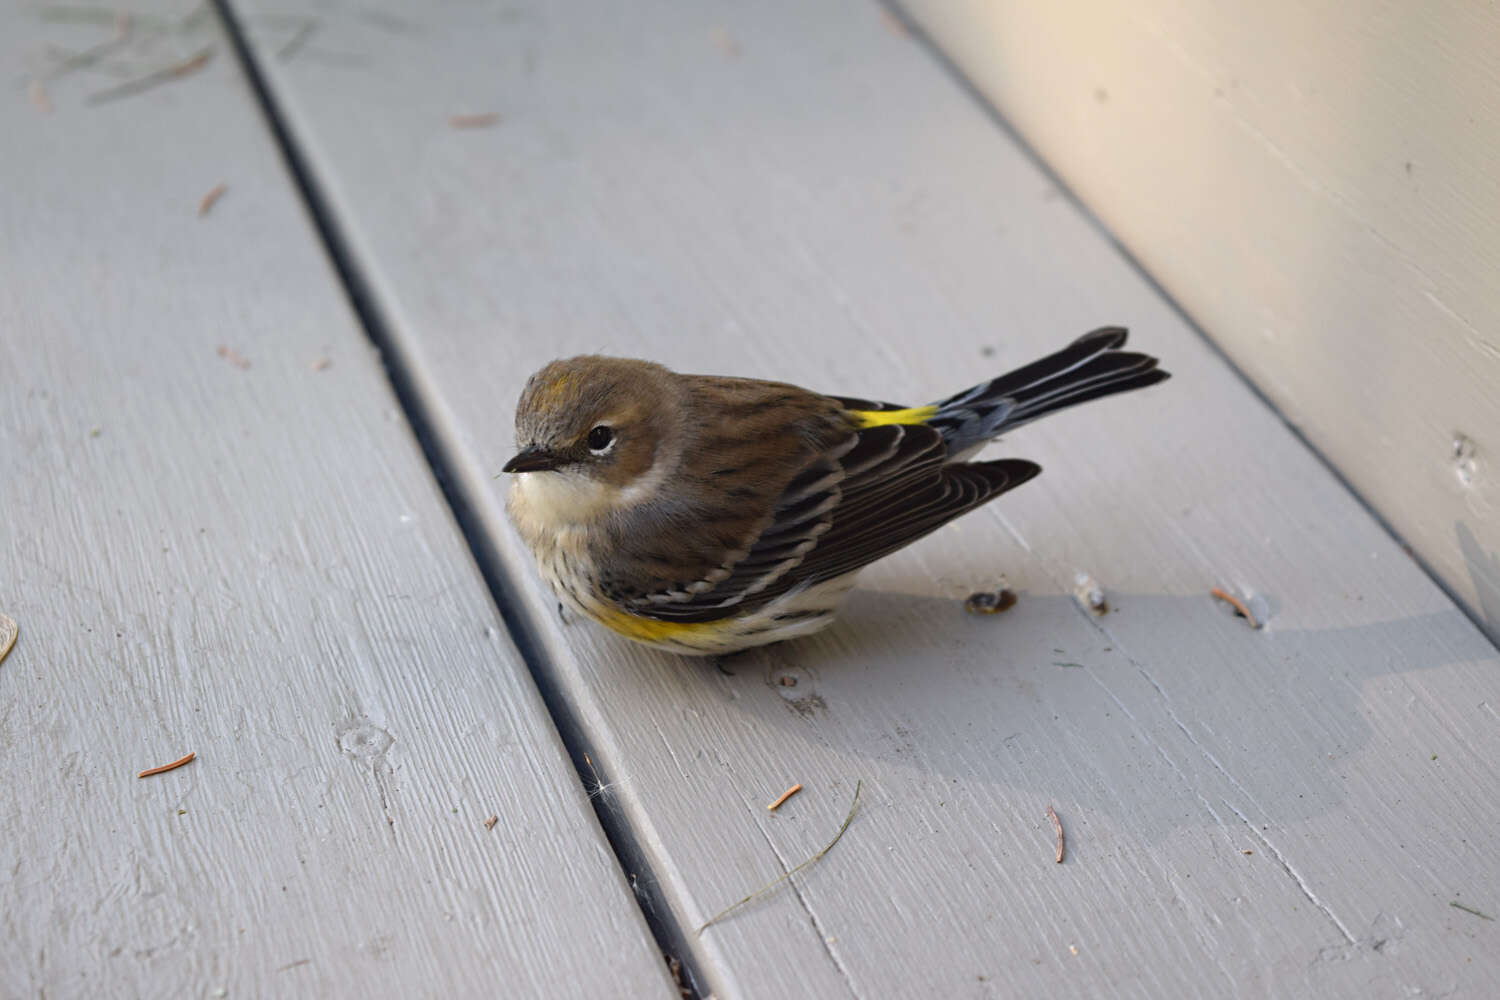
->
xmin=1210 ymin=587 xmax=1260 ymax=629
xmin=1047 ymin=804 xmax=1065 ymax=863
xmin=1450 ymin=901 xmax=1494 ymax=921
xmin=0 ymin=613 xmax=17 ymax=666
xmin=216 ymin=344 xmax=251 ymax=369
xmin=197 ymin=183 xmax=227 ymax=216
xmin=697 ymin=780 xmax=861 ymax=935
xmin=448 ymin=112 xmax=501 ymax=129
xmin=766 ymin=783 xmax=802 ymax=811
xmin=137 ymin=751 xmax=195 ymax=778
xmin=86 ymin=46 xmax=212 ymax=105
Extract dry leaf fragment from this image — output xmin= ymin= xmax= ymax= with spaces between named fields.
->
xmin=483 ymin=814 xmax=498 ymax=830
xmin=1046 ymin=804 xmax=1064 ymax=863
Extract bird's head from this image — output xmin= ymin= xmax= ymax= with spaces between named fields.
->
xmin=503 ymin=356 xmax=677 ymax=523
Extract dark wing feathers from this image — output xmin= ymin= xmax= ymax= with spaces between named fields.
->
xmin=629 ymin=424 xmax=1037 ymax=623
xmin=774 ymin=458 xmax=1041 ymax=588
xmin=621 ymin=329 xmax=1167 ymax=625
xmin=999 ymin=349 xmax=1166 ymax=429
xmin=942 ymin=326 xmax=1129 ymax=408
xmin=630 ymin=452 xmax=847 ymax=615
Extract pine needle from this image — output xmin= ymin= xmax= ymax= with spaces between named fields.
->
xmin=137 ymin=751 xmax=195 ymax=778
xmin=86 ymin=47 xmax=212 ymax=105
xmin=697 ymin=780 xmax=862 ymax=935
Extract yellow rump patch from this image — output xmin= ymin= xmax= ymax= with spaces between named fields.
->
xmin=598 ymin=606 xmax=718 ymax=643
xmin=847 ymin=405 xmax=938 ymax=428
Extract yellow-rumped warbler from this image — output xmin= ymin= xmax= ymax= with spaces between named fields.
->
xmin=503 ymin=328 xmax=1168 ymax=655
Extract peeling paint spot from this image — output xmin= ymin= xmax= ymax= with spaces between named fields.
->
xmin=337 ymin=720 xmax=393 ymax=759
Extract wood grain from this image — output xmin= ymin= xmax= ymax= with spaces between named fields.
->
xmin=0 ymin=3 xmax=671 ymax=997
xmin=896 ymin=0 xmax=1500 ymax=645
xmin=228 ymin=0 xmax=1500 ymax=995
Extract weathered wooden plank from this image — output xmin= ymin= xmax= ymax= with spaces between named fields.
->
xmin=0 ymin=4 xmax=672 ymax=997
xmin=895 ymin=0 xmax=1500 ymax=645
xmin=227 ymin=0 xmax=1500 ymax=996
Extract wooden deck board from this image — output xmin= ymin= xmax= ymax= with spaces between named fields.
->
xmin=0 ymin=4 xmax=672 ymax=997
xmin=211 ymin=0 xmax=1500 ymax=995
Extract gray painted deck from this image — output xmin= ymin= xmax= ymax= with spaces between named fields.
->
xmin=0 ymin=4 xmax=670 ymax=997
xmin=6 ymin=0 xmax=1498 ymax=997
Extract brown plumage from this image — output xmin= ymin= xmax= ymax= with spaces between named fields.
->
xmin=503 ymin=328 xmax=1169 ymax=653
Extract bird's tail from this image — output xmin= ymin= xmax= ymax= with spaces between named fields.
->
xmin=927 ymin=327 xmax=1168 ymax=456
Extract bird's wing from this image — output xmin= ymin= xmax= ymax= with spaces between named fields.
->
xmin=624 ymin=423 xmax=1039 ymax=622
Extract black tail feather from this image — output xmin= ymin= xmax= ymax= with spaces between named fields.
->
xmin=932 ymin=327 xmax=1168 ymax=448
xmin=942 ymin=326 xmax=1129 ymax=407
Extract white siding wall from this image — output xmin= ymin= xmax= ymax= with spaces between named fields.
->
xmin=897 ymin=0 xmax=1500 ymax=639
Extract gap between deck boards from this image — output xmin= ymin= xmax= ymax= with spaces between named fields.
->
xmin=208 ymin=1 xmax=709 ymax=996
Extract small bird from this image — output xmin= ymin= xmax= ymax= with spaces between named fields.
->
xmin=502 ymin=328 xmax=1168 ymax=655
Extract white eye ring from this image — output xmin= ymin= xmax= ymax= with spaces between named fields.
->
xmin=586 ymin=425 xmax=616 ymax=454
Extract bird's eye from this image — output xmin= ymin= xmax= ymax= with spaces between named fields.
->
xmin=586 ymin=425 xmax=615 ymax=453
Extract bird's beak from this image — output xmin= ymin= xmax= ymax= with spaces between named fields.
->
xmin=502 ymin=445 xmax=562 ymax=473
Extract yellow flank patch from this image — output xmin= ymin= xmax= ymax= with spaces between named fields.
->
xmin=598 ymin=606 xmax=719 ymax=643
xmin=847 ymin=404 xmax=938 ymax=428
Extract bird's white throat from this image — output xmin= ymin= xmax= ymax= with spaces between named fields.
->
xmin=508 ymin=469 xmax=618 ymax=530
